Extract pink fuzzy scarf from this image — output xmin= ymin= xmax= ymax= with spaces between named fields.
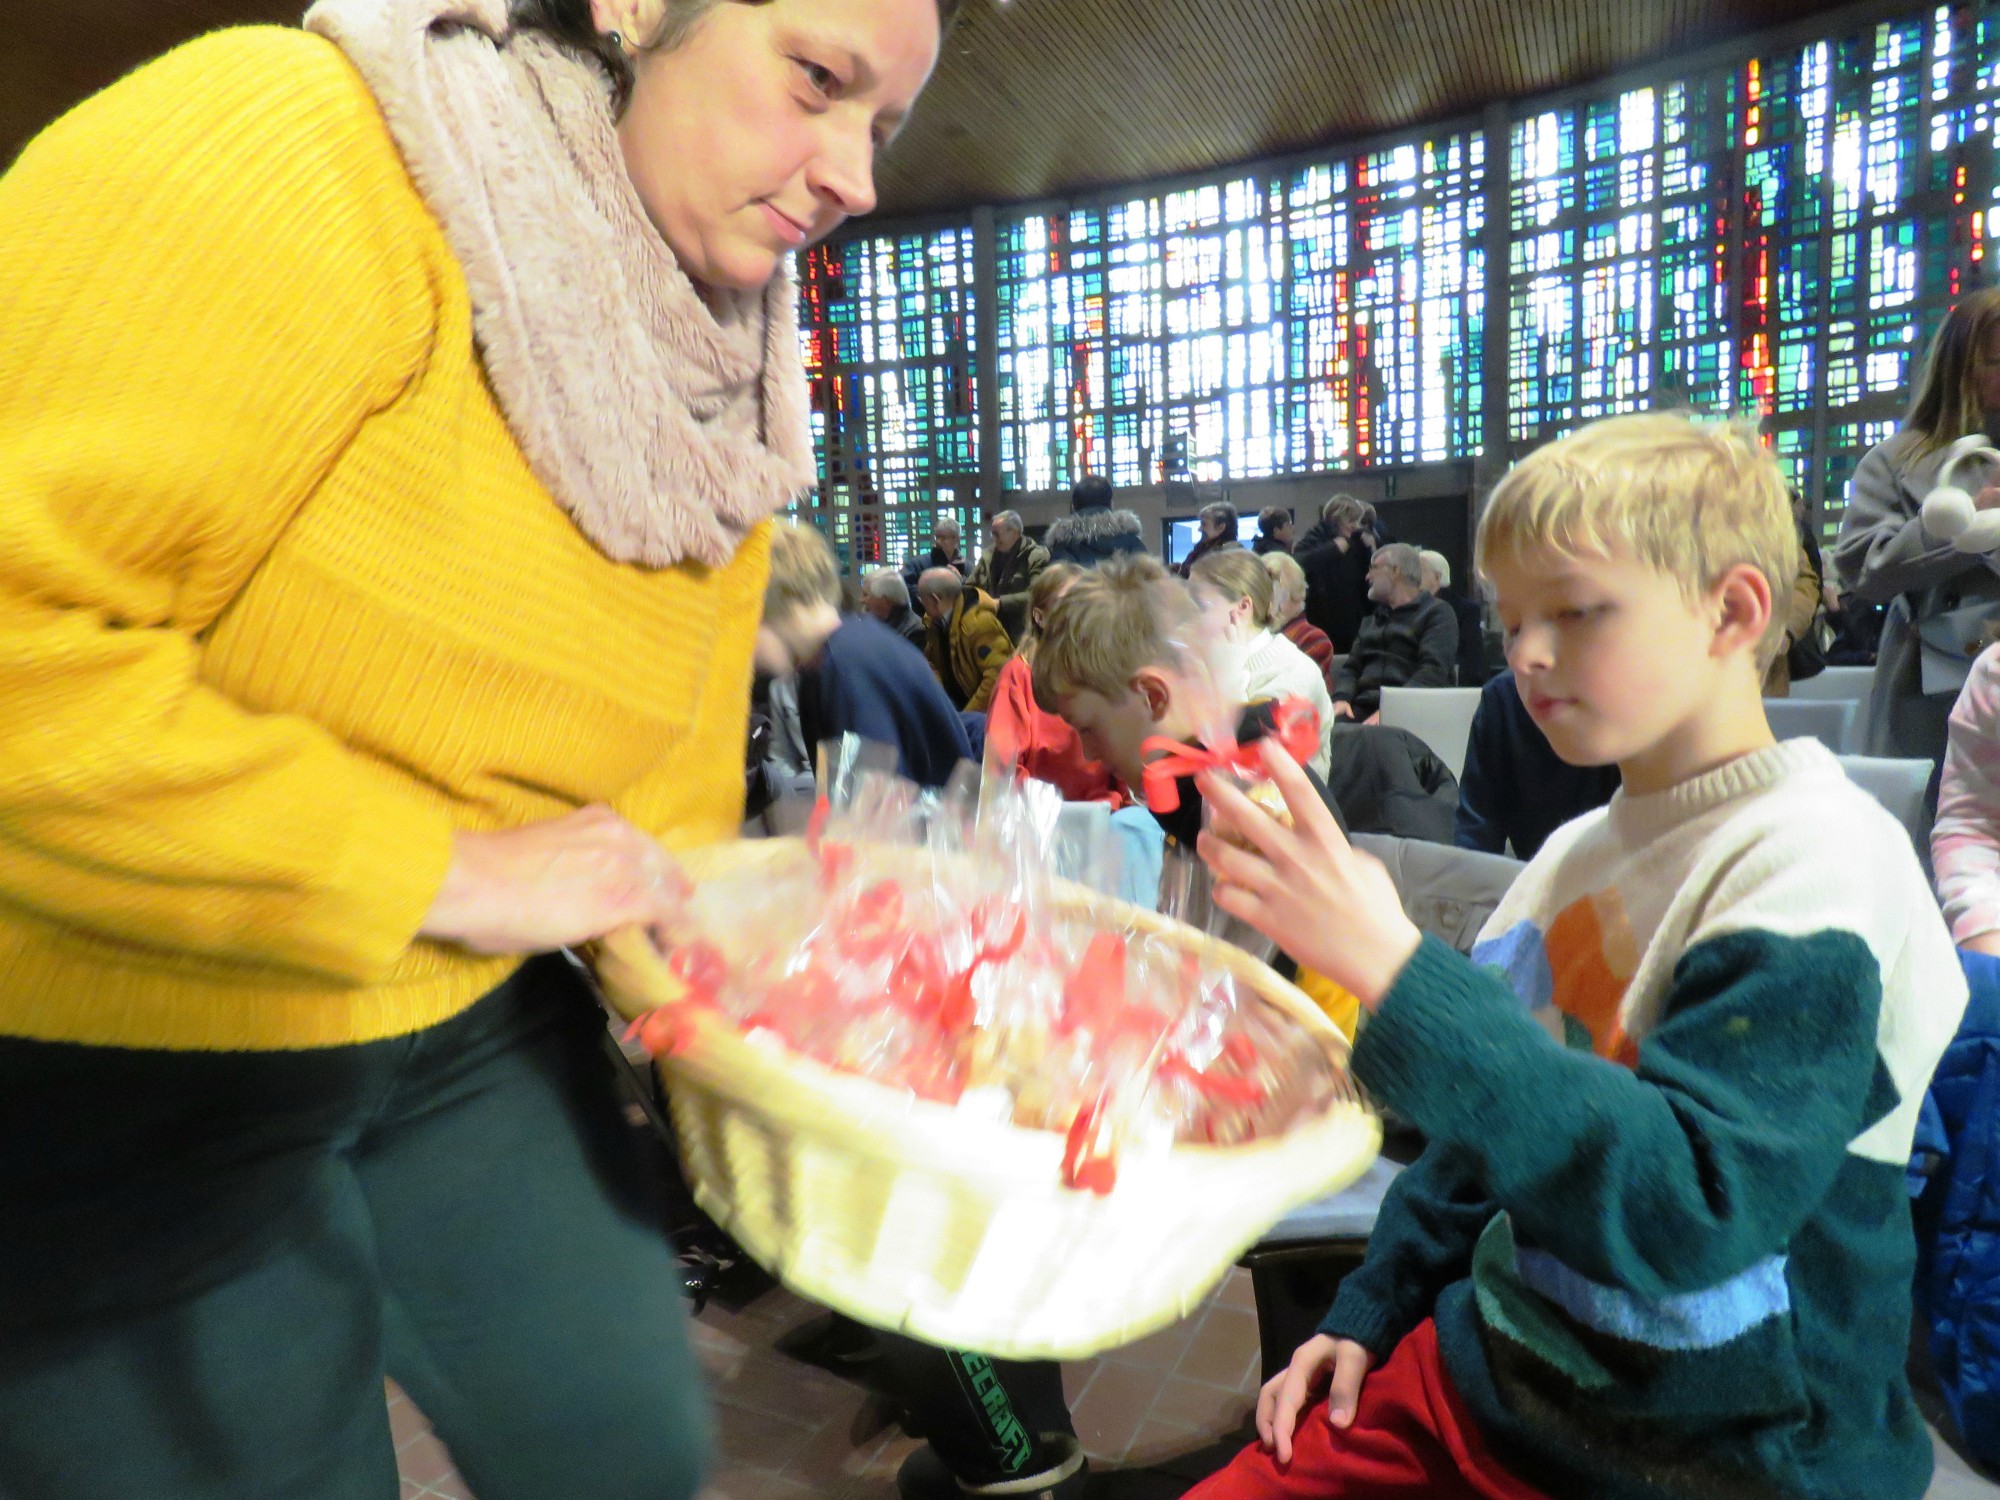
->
xmin=305 ymin=0 xmax=815 ymax=569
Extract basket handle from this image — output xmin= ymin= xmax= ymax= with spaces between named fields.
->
xmin=590 ymin=924 xmax=689 ymax=1023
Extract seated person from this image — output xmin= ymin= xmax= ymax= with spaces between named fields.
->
xmin=1033 ymin=556 xmax=1356 ymax=1035
xmin=1936 ymin=643 xmax=2000 ymax=956
xmin=1190 ymin=548 xmax=1337 ymax=779
xmin=1034 ymin=557 xmax=1346 ymax=840
xmin=1455 ymin=669 xmax=1620 ymax=858
xmin=1333 ymin=543 xmax=1458 ymax=721
xmin=968 ymin=509 xmax=1049 ymax=641
xmin=1420 ymin=548 xmax=1488 ymax=686
xmin=985 ymin=563 xmax=1125 ymax=805
xmin=858 ymin=566 xmax=930 ymax=650
xmin=880 ymin=558 xmax=1365 ymax=1500
xmin=1262 ymin=550 xmax=1335 ymax=684
xmin=1761 ymin=525 xmax=1822 ymax=698
xmin=1182 ymin=412 xmax=1965 ymax=1500
xmin=897 ymin=517 xmax=968 ymax=609
xmin=918 ymin=567 xmax=1014 ymax=714
xmin=758 ymin=522 xmax=970 ymax=790
xmin=1825 ymin=584 xmax=1886 ymax=665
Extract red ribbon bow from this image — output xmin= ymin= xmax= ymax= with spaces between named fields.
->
xmin=1139 ymin=697 xmax=1320 ymax=814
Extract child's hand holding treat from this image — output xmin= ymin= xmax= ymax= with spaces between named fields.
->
xmin=1195 ymin=738 xmax=1421 ymax=1011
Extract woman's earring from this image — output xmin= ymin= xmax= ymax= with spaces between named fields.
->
xmin=607 ymin=29 xmax=626 ymax=52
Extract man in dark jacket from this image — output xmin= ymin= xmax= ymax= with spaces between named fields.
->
xmin=1044 ymin=474 xmax=1147 ymax=568
xmin=858 ymin=568 xmax=930 ymax=651
xmin=1453 ymin=670 xmax=1620 ymax=858
xmin=968 ymin=509 xmax=1048 ymax=641
xmin=1332 ymin=543 xmax=1459 ymax=721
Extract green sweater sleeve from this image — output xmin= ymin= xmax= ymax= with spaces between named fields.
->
xmin=1316 ymin=1142 xmax=1496 ymax=1357
xmin=1351 ymin=931 xmax=1890 ymax=1299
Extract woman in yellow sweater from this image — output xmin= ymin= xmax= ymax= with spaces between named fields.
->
xmin=0 ymin=0 xmax=948 ymax=1495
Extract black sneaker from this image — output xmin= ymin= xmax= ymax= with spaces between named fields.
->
xmin=897 ymin=1435 xmax=1090 ymax=1500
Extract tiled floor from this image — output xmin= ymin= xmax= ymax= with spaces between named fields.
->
xmin=391 ymin=1271 xmax=2000 ymax=1499
xmin=386 ymin=1381 xmax=473 ymax=1500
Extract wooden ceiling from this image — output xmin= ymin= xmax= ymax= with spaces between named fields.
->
xmin=8 ymin=0 xmax=1861 ymax=215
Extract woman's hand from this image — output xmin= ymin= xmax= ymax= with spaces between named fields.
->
xmin=1331 ymin=701 xmax=1355 ymax=721
xmin=1196 ymin=740 xmax=1421 ymax=1010
xmin=1976 ymin=484 xmax=2000 ymax=513
xmin=1256 ymin=1333 xmax=1374 ymax=1463
xmin=418 ymin=805 xmax=690 ymax=955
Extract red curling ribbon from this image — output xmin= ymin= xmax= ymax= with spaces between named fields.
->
xmin=626 ymin=999 xmax=709 ymax=1059
xmin=1138 ymin=697 xmax=1320 ymax=814
xmin=1059 ymin=932 xmax=1129 ymax=1035
xmin=1222 ymin=1033 xmax=1260 ymax=1069
xmin=840 ymin=880 xmax=908 ymax=964
xmin=1060 ymin=1094 xmax=1119 ymax=1195
xmin=854 ymin=880 xmax=905 ymax=931
xmin=804 ymin=795 xmax=856 ymax=888
xmin=1159 ymin=1050 xmax=1267 ymax=1106
xmin=970 ymin=896 xmax=1027 ymax=966
xmin=667 ymin=941 xmax=729 ymax=1005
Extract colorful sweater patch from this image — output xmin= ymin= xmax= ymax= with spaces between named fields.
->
xmin=1322 ymin=740 xmax=1967 ymax=1500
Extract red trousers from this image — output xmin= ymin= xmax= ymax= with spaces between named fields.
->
xmin=1184 ymin=1322 xmax=1549 ymax=1500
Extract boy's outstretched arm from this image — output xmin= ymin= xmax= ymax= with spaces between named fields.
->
xmin=1199 ymin=744 xmax=1894 ymax=1300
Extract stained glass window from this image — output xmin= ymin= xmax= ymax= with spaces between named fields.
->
xmin=799 ymin=1 xmax=2000 ymax=550
xmin=1508 ymin=80 xmax=1737 ymax=443
xmin=992 ymin=133 xmax=1485 ymax=492
xmin=1507 ymin=9 xmax=2000 ymax=540
xmin=798 ymin=228 xmax=980 ymax=568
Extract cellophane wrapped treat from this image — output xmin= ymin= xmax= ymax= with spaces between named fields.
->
xmin=623 ymin=750 xmax=1351 ymax=1195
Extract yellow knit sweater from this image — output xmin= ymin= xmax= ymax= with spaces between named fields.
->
xmin=0 ymin=29 xmax=767 ymax=1051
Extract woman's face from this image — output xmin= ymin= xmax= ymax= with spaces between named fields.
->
xmin=608 ymin=0 xmax=941 ymax=292
xmin=1974 ymin=325 xmax=2000 ymax=413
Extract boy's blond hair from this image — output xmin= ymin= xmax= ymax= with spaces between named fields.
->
xmin=1032 ymin=555 xmax=1199 ymax=713
xmin=1477 ymin=412 xmax=1797 ymax=665
xmin=763 ymin=518 xmax=841 ymax=620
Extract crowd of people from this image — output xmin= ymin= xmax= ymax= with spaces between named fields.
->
xmin=7 ymin=1 xmax=2000 ymax=1498
xmin=753 ymin=479 xmax=1532 ymax=846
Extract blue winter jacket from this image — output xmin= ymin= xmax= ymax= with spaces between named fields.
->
xmin=1912 ymin=947 xmax=2000 ymax=1465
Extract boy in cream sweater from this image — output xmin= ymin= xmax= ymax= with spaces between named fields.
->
xmin=1186 ymin=413 xmax=1966 ymax=1500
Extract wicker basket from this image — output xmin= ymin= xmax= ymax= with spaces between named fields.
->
xmin=595 ymin=837 xmax=1380 ymax=1361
